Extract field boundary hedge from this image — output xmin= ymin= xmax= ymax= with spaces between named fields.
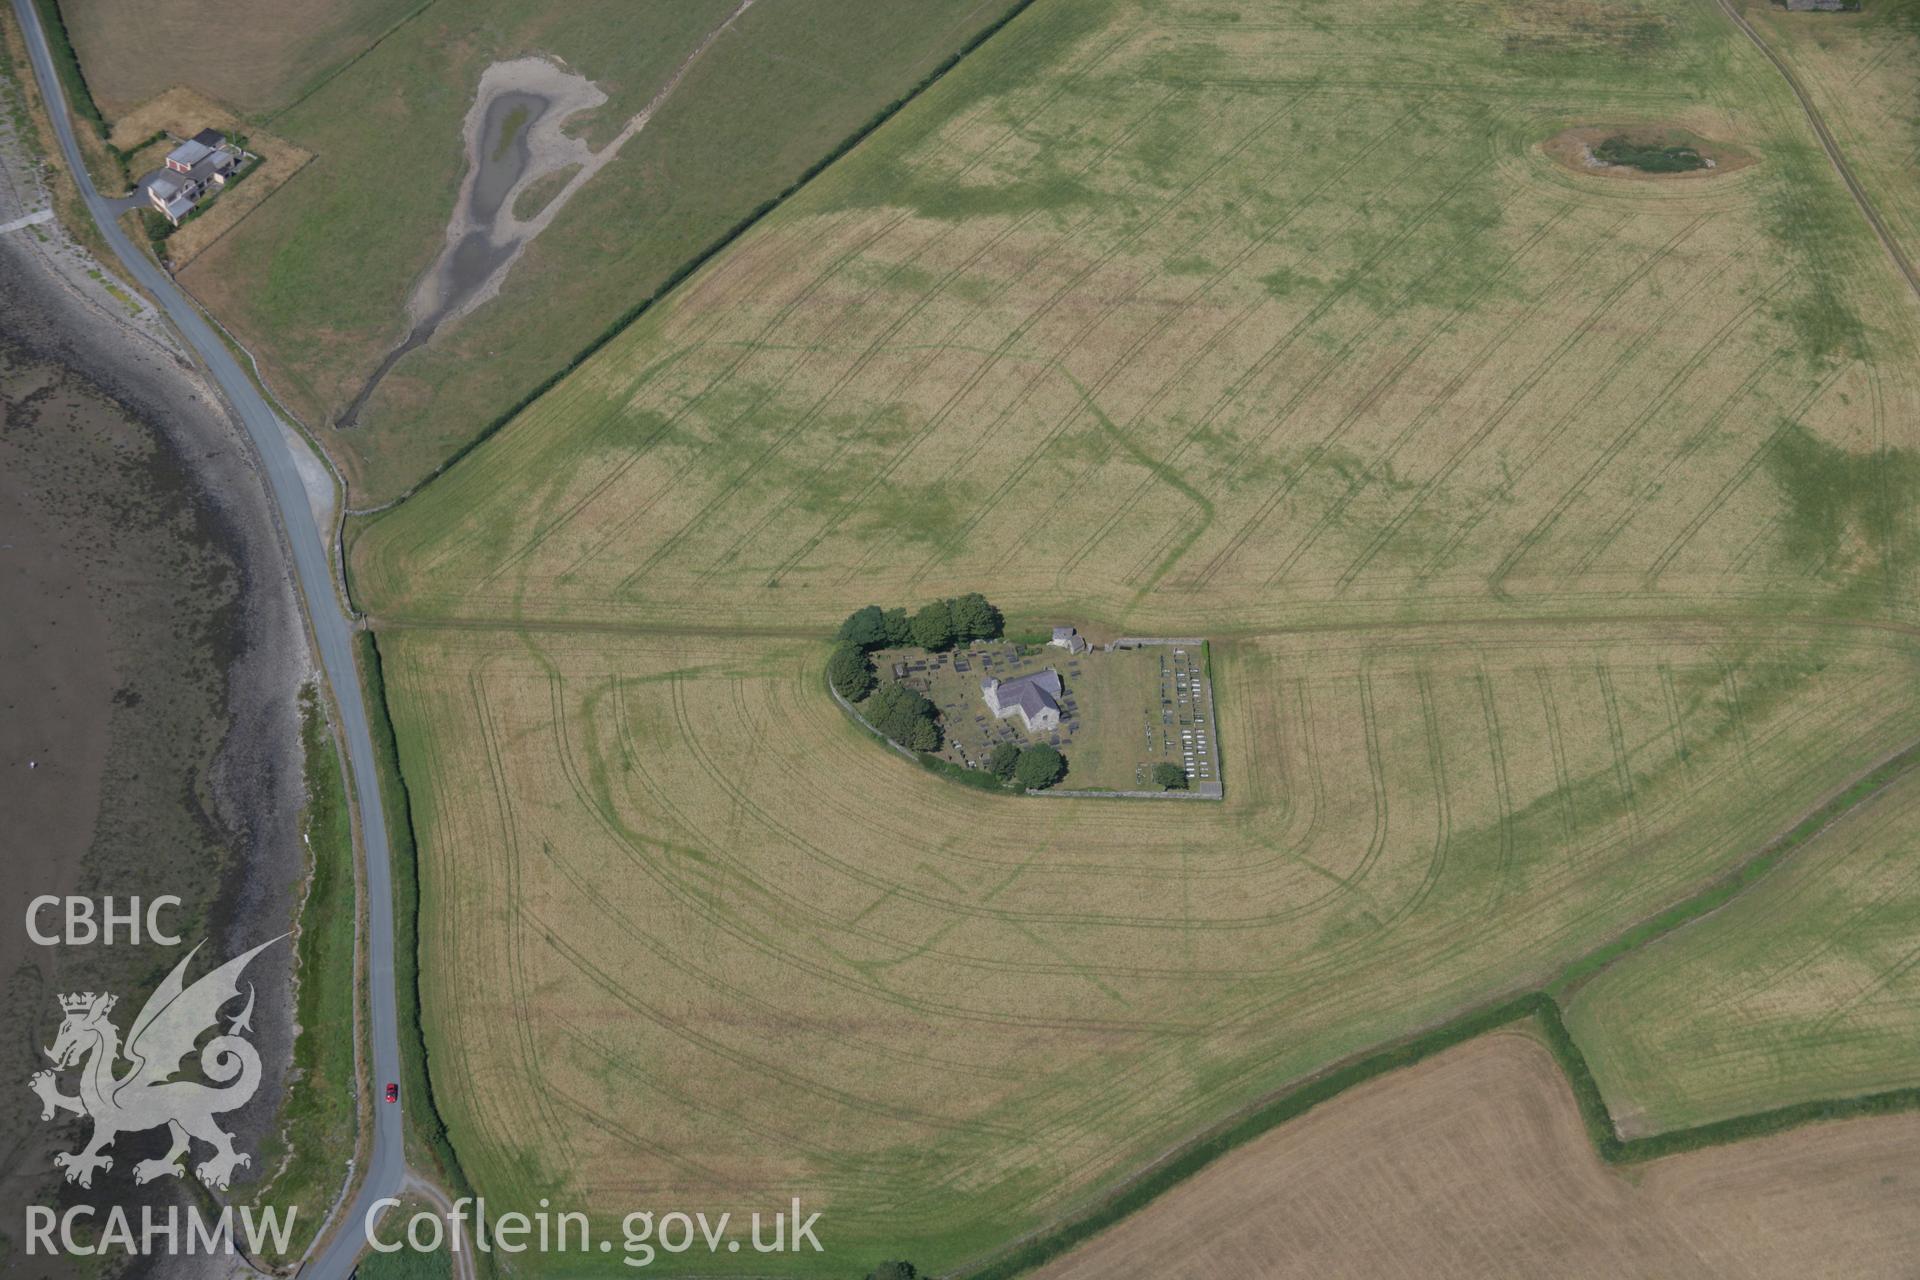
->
xmin=957 ymin=992 xmax=1920 ymax=1279
xmin=957 ymin=740 xmax=1920 ymax=1279
xmin=354 ymin=0 xmax=1042 ymax=521
xmin=29 ymin=0 xmax=102 ymax=137
xmin=354 ymin=632 xmax=475 ymax=1200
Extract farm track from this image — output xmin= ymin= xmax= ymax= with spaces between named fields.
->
xmin=365 ymin=607 xmax=1920 ymax=647
xmin=1713 ymin=0 xmax=1920 ymax=309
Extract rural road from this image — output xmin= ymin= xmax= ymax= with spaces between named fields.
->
xmin=6 ymin=2 xmax=405 ymax=1275
xmin=1714 ymin=0 xmax=1920 ymax=308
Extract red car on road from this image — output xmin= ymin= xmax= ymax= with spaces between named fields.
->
xmin=385 ymin=1082 xmax=399 ymax=1103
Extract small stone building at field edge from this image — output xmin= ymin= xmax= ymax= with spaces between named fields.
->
xmin=982 ymin=668 xmax=1064 ymax=733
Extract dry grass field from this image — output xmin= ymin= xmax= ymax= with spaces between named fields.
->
xmin=106 ymin=88 xmax=313 ymax=267
xmin=376 ymin=619 xmax=1920 ymax=1271
xmin=1569 ymin=764 xmax=1920 ymax=1137
xmin=1035 ymin=1032 xmax=1920 ymax=1279
xmin=350 ymin=0 xmax=1920 ymax=632
xmin=1739 ymin=0 xmax=1920 ymax=273
xmin=342 ymin=0 xmax=1920 ymax=1271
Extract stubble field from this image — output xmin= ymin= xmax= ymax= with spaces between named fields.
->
xmin=347 ymin=0 xmax=1920 ymax=1271
xmin=1034 ymin=1032 xmax=1920 ymax=1279
xmin=375 ymin=618 xmax=1920 ymax=1271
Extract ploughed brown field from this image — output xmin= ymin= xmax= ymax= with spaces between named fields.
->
xmin=1036 ymin=1032 xmax=1920 ymax=1279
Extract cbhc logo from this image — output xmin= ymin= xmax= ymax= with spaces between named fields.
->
xmin=26 ymin=897 xmax=182 ymax=946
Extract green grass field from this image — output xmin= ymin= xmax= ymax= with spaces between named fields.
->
xmin=169 ymin=0 xmax=1025 ymax=502
xmin=343 ymin=0 xmax=1920 ymax=1270
xmin=1568 ymin=763 xmax=1920 ymax=1136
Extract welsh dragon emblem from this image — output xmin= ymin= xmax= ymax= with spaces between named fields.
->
xmin=29 ymin=937 xmax=283 ymax=1192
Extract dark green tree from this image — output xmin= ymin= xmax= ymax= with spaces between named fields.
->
xmin=987 ymin=742 xmax=1022 ymax=781
xmin=867 ymin=1264 xmax=919 ymax=1280
xmin=903 ymin=715 xmax=940 ymax=752
xmin=909 ymin=601 xmax=955 ymax=651
xmin=1152 ymin=762 xmax=1188 ymax=790
xmin=882 ymin=607 xmax=913 ymax=646
xmin=1015 ymin=743 xmax=1066 ymax=789
xmin=866 ymin=683 xmax=942 ymax=752
xmin=837 ymin=605 xmax=889 ymax=650
xmin=827 ymin=643 xmax=876 ymax=701
xmin=949 ymin=591 xmax=1003 ymax=641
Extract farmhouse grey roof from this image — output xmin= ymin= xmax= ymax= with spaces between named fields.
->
xmin=982 ymin=668 xmax=1062 ymax=720
xmin=191 ymin=128 xmax=225 ymax=148
xmin=166 ymin=139 xmax=212 ymax=169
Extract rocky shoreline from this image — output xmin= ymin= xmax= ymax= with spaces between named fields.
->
xmin=0 ymin=46 xmax=311 ymax=1278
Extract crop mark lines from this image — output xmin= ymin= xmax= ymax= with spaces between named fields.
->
xmin=1642 ymin=360 xmax=1853 ymax=585
xmin=469 ymin=669 xmax=578 ymax=1168
xmin=600 ymin=681 xmax=1198 ymax=1018
xmin=1596 ymin=662 xmax=1644 ymax=845
xmin=540 ymin=1063 xmax=756 ymax=1185
xmin=1050 ymin=97 xmax=1438 ymax=584
xmin=673 ymin=677 xmax=1231 ymax=944
xmin=1504 ymin=271 xmax=1790 ymax=587
xmin=539 ymin=924 xmax=1021 ymax=1140
xmin=492 ymin=23 xmax=1154 ymax=595
xmin=851 ymin=89 xmax=1322 ymax=593
xmin=532 ymin=758 xmax=1031 ymax=1095
xmin=1535 ymin=669 xmax=1577 ymax=850
xmin=474 ymin=208 xmax=927 ymax=592
xmin=1379 ymin=671 xmax=1452 ymax=929
xmin=1177 ymin=158 xmax=1502 ymax=591
xmin=1658 ymin=662 xmax=1694 ymax=786
xmin=680 ymin=83 xmax=1207 ymax=585
xmin=756 ymin=94 xmax=1269 ymax=592
xmin=1005 ymin=137 xmax=1466 ymax=597
xmin=590 ymin=197 xmax=1043 ymax=589
xmin=1411 ymin=219 xmax=1732 ymax=592
xmin=1259 ymin=201 xmax=1580 ymax=588
xmin=744 ymin=57 xmax=1244 ymax=579
xmin=1477 ymin=667 xmax=1517 ymax=903
xmin=1381 ymin=215 xmax=1711 ymax=590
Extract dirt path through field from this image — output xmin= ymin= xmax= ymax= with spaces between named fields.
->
xmin=338 ymin=0 xmax=759 ymax=428
xmin=1716 ymin=0 xmax=1920 ymax=308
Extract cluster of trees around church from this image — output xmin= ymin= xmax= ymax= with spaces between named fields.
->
xmin=827 ymin=593 xmax=1005 ymax=704
xmin=835 ymin=593 xmax=1004 ymax=654
xmin=989 ymin=741 xmax=1066 ymax=790
xmin=860 ymin=683 xmax=942 ymax=752
xmin=828 ymin=595 xmax=1068 ymax=788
